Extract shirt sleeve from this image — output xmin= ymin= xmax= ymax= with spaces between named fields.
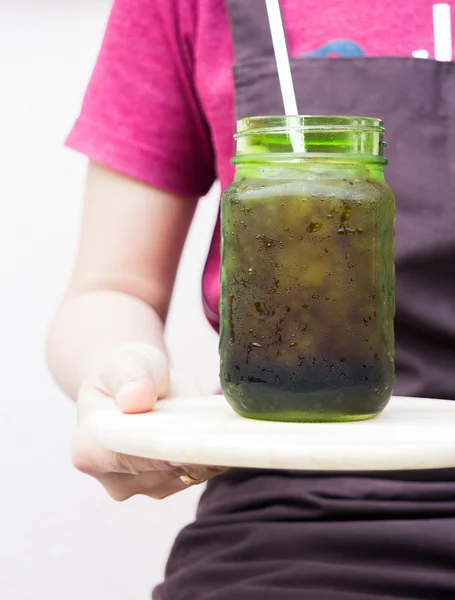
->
xmin=66 ymin=0 xmax=216 ymax=198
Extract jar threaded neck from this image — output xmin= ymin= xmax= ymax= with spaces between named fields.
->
xmin=234 ymin=115 xmax=387 ymax=165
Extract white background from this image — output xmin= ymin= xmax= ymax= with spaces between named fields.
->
xmin=0 ymin=2 xmax=220 ymax=598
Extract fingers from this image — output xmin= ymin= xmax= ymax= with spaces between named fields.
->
xmin=94 ymin=463 xmax=224 ymax=501
xmin=74 ymin=421 xmax=226 ymax=500
xmin=87 ymin=342 xmax=170 ymax=414
xmin=97 ymin=469 xmax=188 ymax=501
xmin=73 ymin=344 xmax=224 ymax=502
xmin=116 ymin=380 xmax=157 ymax=414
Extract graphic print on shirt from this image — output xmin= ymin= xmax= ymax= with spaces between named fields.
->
xmin=302 ymin=40 xmax=365 ymax=58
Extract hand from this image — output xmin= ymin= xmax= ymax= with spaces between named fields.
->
xmin=73 ymin=343 xmax=225 ymax=500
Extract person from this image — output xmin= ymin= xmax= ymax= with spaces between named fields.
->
xmin=47 ymin=0 xmax=455 ymax=598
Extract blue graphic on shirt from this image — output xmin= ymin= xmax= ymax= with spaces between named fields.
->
xmin=301 ymin=40 xmax=365 ymax=58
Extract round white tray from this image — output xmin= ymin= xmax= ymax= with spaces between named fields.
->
xmin=85 ymin=395 xmax=455 ymax=471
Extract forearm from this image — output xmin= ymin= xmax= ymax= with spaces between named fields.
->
xmin=46 ymin=290 xmax=166 ymax=400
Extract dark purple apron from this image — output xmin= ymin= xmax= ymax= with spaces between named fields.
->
xmin=153 ymin=2 xmax=455 ymax=598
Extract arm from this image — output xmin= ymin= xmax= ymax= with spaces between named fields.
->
xmin=47 ymin=163 xmax=222 ymax=500
xmin=50 ymin=0 xmax=213 ymax=400
xmin=47 ymin=161 xmax=197 ymax=402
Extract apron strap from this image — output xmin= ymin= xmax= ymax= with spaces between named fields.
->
xmin=225 ymin=0 xmax=277 ymax=64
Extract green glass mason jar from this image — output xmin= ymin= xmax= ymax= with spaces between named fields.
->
xmin=219 ymin=116 xmax=395 ymax=422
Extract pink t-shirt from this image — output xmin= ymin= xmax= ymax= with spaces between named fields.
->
xmin=66 ymin=0 xmax=453 ymax=324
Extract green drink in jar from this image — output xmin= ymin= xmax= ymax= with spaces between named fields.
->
xmin=219 ymin=116 xmax=395 ymax=422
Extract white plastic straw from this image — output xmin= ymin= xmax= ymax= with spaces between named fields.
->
xmin=265 ymin=0 xmax=304 ymax=152
xmin=265 ymin=0 xmax=298 ymax=115
xmin=433 ymin=3 xmax=452 ymax=61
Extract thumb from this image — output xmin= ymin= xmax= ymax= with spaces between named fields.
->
xmin=98 ymin=343 xmax=169 ymax=414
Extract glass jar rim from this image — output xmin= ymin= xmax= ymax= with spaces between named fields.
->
xmin=233 ymin=115 xmax=387 ymax=164
xmin=235 ymin=115 xmax=385 ymax=137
